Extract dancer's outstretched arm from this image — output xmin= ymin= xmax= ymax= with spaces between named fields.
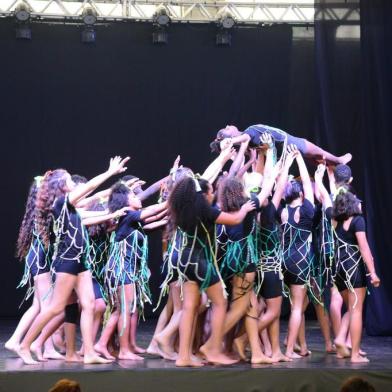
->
xmin=228 ymin=140 xmax=248 ymax=178
xmin=82 ymin=207 xmax=129 ymax=226
xmin=216 ymin=200 xmax=256 ymax=225
xmin=68 ymin=156 xmax=130 ymax=206
xmin=271 ymin=145 xmax=297 ymax=209
xmin=237 ymin=148 xmax=257 ymax=178
xmin=356 ymin=232 xmax=380 ymax=287
xmin=202 ymin=141 xmax=234 ymax=183
xmin=295 ymin=151 xmax=314 ymax=205
xmin=314 ymin=163 xmax=332 ymax=209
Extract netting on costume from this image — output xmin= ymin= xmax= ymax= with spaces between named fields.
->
xmin=17 ymin=227 xmax=51 ymax=304
xmin=154 ymin=229 xmax=182 ymax=311
xmin=281 ymin=219 xmax=320 ymax=302
xmin=219 ymin=219 xmax=259 ymax=280
xmin=332 ymin=229 xmax=363 ymax=308
xmin=310 ymin=209 xmax=334 ymax=302
xmin=104 ymin=225 xmax=151 ymax=328
xmin=87 ymin=234 xmax=111 ymax=302
xmin=51 ymin=196 xmax=90 ymax=266
xmin=256 ymin=225 xmax=284 ymax=295
xmin=177 ymin=222 xmax=227 ymax=296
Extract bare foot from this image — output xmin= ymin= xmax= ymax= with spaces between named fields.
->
xmin=191 ymin=354 xmax=206 ymax=364
xmin=299 ymin=349 xmax=312 ymax=357
xmin=251 ymin=354 xmax=274 ymax=365
xmin=334 ymin=340 xmax=350 ymax=358
xmin=233 ymin=337 xmax=247 ymax=361
xmin=176 ymin=358 xmax=204 ymax=367
xmin=118 ymin=351 xmax=144 ymax=361
xmin=351 ymin=354 xmax=369 ymax=363
xmin=5 ymin=340 xmax=19 ymax=355
xmin=200 ymin=345 xmax=239 ymax=365
xmin=94 ymin=344 xmax=116 ymax=360
xmin=155 ymin=335 xmax=178 ymax=361
xmin=146 ymin=340 xmax=162 ymax=356
xmin=271 ymin=352 xmax=292 ymax=363
xmin=43 ymin=349 xmax=64 ymax=360
xmin=16 ymin=347 xmax=39 ymax=365
xmin=286 ymin=351 xmax=303 ymax=360
xmin=65 ymin=353 xmax=83 ymax=363
xmin=326 ymin=344 xmax=337 ymax=354
xmin=131 ymin=345 xmax=146 ymax=354
xmin=84 ymin=353 xmax=113 ymax=364
xmin=31 ymin=344 xmax=47 ymax=362
xmin=339 ymin=153 xmax=352 ymax=165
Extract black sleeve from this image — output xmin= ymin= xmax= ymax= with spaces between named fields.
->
xmin=53 ymin=196 xmax=66 ymax=218
xmin=124 ymin=210 xmax=143 ymax=226
xmin=300 ymin=198 xmax=315 ymax=219
xmin=202 ymin=205 xmax=221 ymax=224
xmin=352 ymin=216 xmax=366 ymax=233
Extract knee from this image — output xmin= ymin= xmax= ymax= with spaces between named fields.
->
xmin=95 ymin=300 xmax=107 ymax=315
xmin=80 ymin=297 xmax=95 ymax=313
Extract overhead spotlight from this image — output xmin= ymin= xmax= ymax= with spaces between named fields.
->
xmin=82 ymin=6 xmax=98 ymax=26
xmin=153 ymin=6 xmax=171 ymax=27
xmin=216 ymin=29 xmax=231 ymax=46
xmin=14 ymin=2 xmax=32 ymax=40
xmin=81 ymin=6 xmax=98 ymax=44
xmin=217 ymin=11 xmax=236 ymax=30
xmin=15 ymin=1 xmax=31 ymax=22
xmin=152 ymin=26 xmax=168 ymax=45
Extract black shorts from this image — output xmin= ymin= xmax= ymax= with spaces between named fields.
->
xmin=334 ymin=262 xmax=367 ymax=292
xmin=161 ymin=250 xmax=179 ymax=285
xmin=53 ymin=258 xmax=88 ymax=276
xmin=178 ymin=247 xmax=220 ymax=289
xmin=259 ymin=270 xmax=283 ymax=299
xmin=283 ymin=256 xmax=310 ymax=286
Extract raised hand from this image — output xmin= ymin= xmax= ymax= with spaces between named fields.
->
xmin=220 ymin=138 xmax=233 ymax=152
xmin=260 ymin=132 xmax=273 ymax=147
xmin=172 ymin=155 xmax=181 ymax=172
xmin=114 ymin=206 xmax=131 ymax=218
xmin=315 ymin=162 xmax=327 ymax=180
xmin=130 ymin=180 xmax=146 ymax=192
xmin=125 ymin=177 xmax=139 ymax=187
xmin=108 ymin=156 xmax=130 ymax=175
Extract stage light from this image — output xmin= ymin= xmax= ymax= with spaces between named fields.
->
xmin=216 ymin=29 xmax=231 ymax=46
xmin=82 ymin=6 xmax=98 ymax=26
xmin=81 ymin=6 xmax=97 ymax=44
xmin=153 ymin=6 xmax=170 ymax=27
xmin=217 ymin=11 xmax=236 ymax=30
xmin=81 ymin=26 xmax=96 ymax=43
xmin=152 ymin=27 xmax=168 ymax=45
xmin=14 ymin=2 xmax=31 ymax=22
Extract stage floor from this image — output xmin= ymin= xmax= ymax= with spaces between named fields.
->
xmin=1 ymin=320 xmax=392 ymax=392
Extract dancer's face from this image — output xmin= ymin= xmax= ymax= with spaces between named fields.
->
xmin=223 ymin=125 xmax=239 ymax=136
xmin=128 ymin=192 xmax=142 ymax=210
xmin=204 ymin=183 xmax=215 ymax=205
xmin=64 ymin=173 xmax=76 ymax=192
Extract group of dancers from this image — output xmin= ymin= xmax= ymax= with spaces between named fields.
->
xmin=5 ymin=123 xmax=380 ymax=367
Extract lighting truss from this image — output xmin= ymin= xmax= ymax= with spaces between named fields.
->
xmin=0 ymin=1 xmax=360 ymax=24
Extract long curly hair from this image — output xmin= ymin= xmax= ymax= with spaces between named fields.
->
xmin=218 ymin=177 xmax=247 ymax=212
xmin=36 ymin=169 xmax=69 ymax=249
xmin=108 ymin=182 xmax=131 ymax=213
xmin=332 ymin=189 xmax=361 ymax=222
xmin=168 ymin=177 xmax=211 ymax=233
xmin=16 ymin=179 xmax=40 ymax=260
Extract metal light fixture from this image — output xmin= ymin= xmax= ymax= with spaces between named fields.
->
xmin=153 ymin=6 xmax=171 ymax=26
xmin=81 ymin=6 xmax=98 ymax=43
xmin=15 ymin=2 xmax=32 ymax=40
xmin=15 ymin=2 xmax=31 ymax=22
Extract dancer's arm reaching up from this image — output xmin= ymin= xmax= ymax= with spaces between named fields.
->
xmin=314 ymin=163 xmax=332 ymax=210
xmin=68 ymin=156 xmax=130 ymax=206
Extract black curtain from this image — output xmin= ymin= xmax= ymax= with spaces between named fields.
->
xmin=0 ymin=21 xmax=295 ymax=318
xmin=315 ymin=0 xmax=392 ymax=335
xmin=360 ymin=0 xmax=392 ymax=335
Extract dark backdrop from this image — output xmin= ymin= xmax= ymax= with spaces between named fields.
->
xmin=0 ymin=9 xmax=390 ymax=334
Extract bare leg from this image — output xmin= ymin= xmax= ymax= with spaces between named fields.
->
xmin=200 ymin=282 xmax=238 ymax=365
xmin=297 ymin=296 xmax=311 ymax=356
xmin=116 ymin=284 xmax=143 ymax=360
xmin=314 ymin=302 xmax=334 ymax=352
xmin=129 ymin=311 xmax=145 ymax=354
xmin=285 ymin=285 xmax=307 ymax=359
xmin=5 ymin=288 xmax=41 ymax=353
xmin=269 ymin=315 xmax=291 ymax=363
xmin=176 ymin=281 xmax=203 ymax=367
xmin=147 ymin=293 xmax=173 ymax=356
xmin=329 ymin=286 xmax=343 ymax=338
xmin=348 ymin=288 xmax=368 ymax=363
xmin=334 ymin=290 xmax=351 ymax=358
xmin=94 ymin=308 xmax=118 ymax=360
xmin=75 ymin=270 xmax=112 ymax=364
xmin=303 ymin=140 xmax=352 ymax=165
